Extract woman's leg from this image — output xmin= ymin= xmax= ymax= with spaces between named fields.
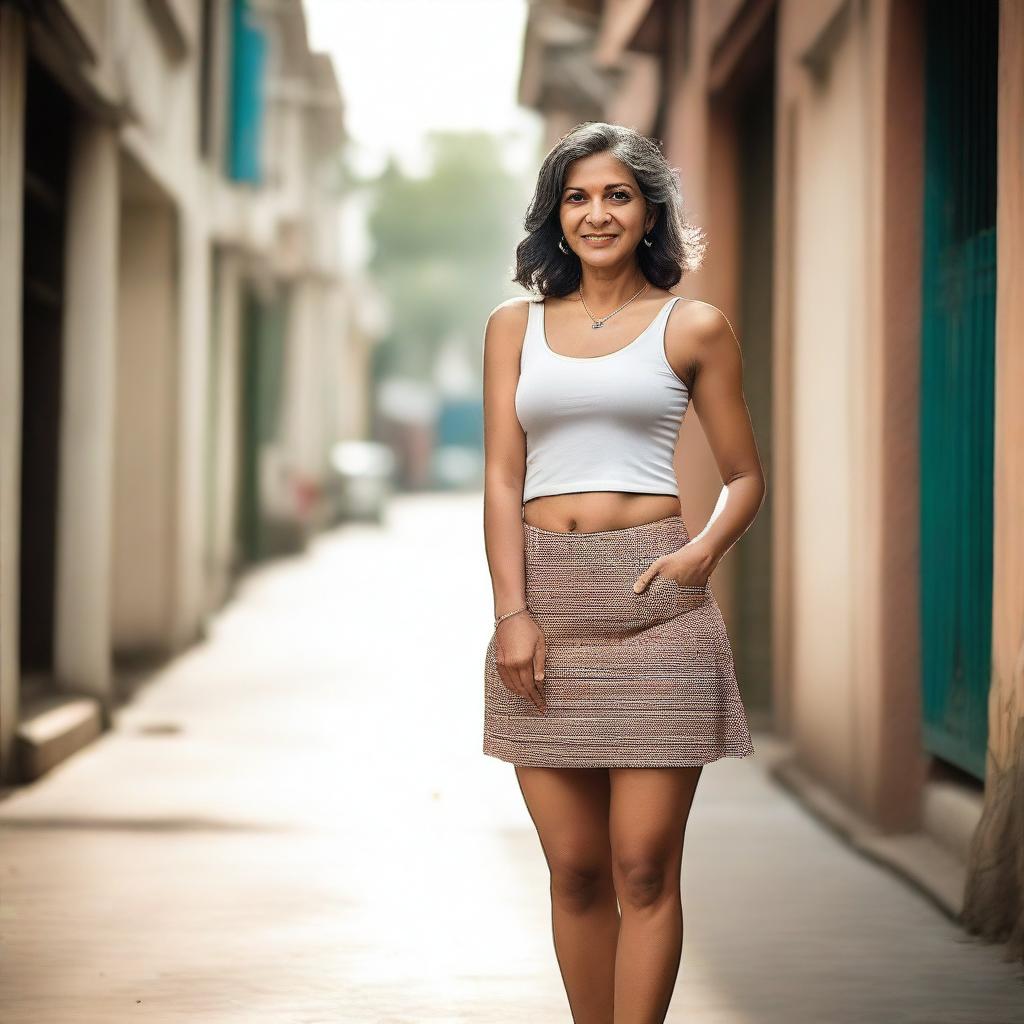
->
xmin=607 ymin=766 xmax=703 ymax=1024
xmin=515 ymin=766 xmax=619 ymax=1024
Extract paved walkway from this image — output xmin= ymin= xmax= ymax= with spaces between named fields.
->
xmin=2 ymin=493 xmax=1022 ymax=1022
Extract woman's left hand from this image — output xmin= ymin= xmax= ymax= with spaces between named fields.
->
xmin=633 ymin=541 xmax=715 ymax=594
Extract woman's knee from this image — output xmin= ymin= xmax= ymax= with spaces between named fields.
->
xmin=612 ymin=854 xmax=678 ymax=911
xmin=547 ymin=853 xmax=613 ymax=912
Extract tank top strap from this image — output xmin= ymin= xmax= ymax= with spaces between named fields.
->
xmin=653 ymin=294 xmax=683 ymax=333
xmin=522 ymin=298 xmax=544 ymax=359
xmin=627 ymin=295 xmax=682 ymax=358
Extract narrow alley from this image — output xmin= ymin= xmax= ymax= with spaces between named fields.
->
xmin=1 ymin=494 xmax=1021 ymax=1023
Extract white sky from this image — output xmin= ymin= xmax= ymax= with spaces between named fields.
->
xmin=304 ymin=0 xmax=543 ymax=178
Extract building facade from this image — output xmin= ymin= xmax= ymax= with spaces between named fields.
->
xmin=0 ymin=0 xmax=371 ymax=784
xmin=519 ymin=0 xmax=1024 ymax=958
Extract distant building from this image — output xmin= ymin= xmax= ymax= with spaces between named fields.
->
xmin=0 ymin=0 xmax=373 ymax=783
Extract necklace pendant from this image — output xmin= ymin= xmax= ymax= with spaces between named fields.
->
xmin=592 ymin=321 xmax=604 ymax=329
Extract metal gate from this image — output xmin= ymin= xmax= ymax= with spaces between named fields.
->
xmin=919 ymin=0 xmax=998 ymax=780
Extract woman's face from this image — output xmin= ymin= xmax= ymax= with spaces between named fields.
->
xmin=557 ymin=151 xmax=655 ymax=267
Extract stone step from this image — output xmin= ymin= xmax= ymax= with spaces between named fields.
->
xmin=16 ymin=693 xmax=104 ymax=781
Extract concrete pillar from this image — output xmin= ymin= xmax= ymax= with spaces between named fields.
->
xmin=962 ymin=0 xmax=1024 ymax=958
xmin=207 ymin=250 xmax=243 ymax=612
xmin=171 ymin=213 xmax=210 ymax=647
xmin=112 ymin=197 xmax=178 ymax=654
xmin=0 ymin=6 xmax=27 ymax=779
xmin=282 ymin=278 xmax=320 ymax=480
xmin=54 ymin=118 xmax=119 ymax=703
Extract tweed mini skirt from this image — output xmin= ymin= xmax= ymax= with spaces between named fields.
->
xmin=482 ymin=514 xmax=755 ymax=768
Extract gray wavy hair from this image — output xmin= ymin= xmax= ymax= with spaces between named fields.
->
xmin=513 ymin=121 xmax=706 ymax=297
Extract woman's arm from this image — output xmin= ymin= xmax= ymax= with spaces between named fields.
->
xmin=636 ymin=299 xmax=766 ymax=595
xmin=676 ymin=301 xmax=766 ymax=575
xmin=482 ymin=299 xmax=546 ymax=711
xmin=482 ymin=299 xmax=530 ymax=617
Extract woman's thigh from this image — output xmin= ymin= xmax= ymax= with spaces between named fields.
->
xmin=515 ymin=767 xmax=614 ymax=898
xmin=607 ymin=767 xmax=703 ymax=901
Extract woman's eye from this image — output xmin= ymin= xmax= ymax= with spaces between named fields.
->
xmin=566 ymin=191 xmax=631 ymax=202
xmin=565 ymin=192 xmax=626 ymax=203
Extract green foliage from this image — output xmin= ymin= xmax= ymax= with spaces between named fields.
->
xmin=366 ymin=132 xmax=528 ymax=381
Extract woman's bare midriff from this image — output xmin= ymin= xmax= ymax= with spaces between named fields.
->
xmin=521 ymin=491 xmax=682 ymax=534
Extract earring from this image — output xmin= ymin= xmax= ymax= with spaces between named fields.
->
xmin=642 ymin=233 xmax=654 ymax=248
xmin=558 ymin=234 xmax=572 ymax=256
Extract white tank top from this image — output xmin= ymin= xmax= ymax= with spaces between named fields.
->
xmin=514 ymin=295 xmax=689 ymax=503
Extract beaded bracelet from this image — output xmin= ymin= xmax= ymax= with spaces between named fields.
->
xmin=494 ymin=603 xmax=530 ymax=629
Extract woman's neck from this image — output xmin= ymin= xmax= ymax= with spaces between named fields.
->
xmin=575 ymin=269 xmax=650 ymax=312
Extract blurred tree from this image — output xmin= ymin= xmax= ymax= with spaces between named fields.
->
xmin=366 ymin=132 xmax=527 ymax=382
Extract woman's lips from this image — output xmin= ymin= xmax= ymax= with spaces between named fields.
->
xmin=581 ymin=234 xmax=618 ymax=246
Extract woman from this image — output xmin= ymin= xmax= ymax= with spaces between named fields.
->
xmin=481 ymin=121 xmax=763 ymax=1022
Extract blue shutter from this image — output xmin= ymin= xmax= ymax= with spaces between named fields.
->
xmin=228 ymin=0 xmax=266 ymax=183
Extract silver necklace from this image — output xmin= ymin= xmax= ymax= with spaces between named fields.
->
xmin=579 ymin=281 xmax=650 ymax=329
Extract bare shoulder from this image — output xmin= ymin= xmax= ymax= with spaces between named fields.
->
xmin=664 ymin=298 xmax=740 ymax=388
xmin=487 ymin=296 xmax=532 ymax=330
xmin=666 ymin=298 xmax=738 ymax=350
xmin=483 ymin=296 xmax=531 ymax=354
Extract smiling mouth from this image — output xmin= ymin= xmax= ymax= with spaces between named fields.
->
xmin=582 ymin=234 xmax=617 ymax=240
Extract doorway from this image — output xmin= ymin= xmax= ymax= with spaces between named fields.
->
xmin=918 ymin=0 xmax=998 ymax=781
xmin=18 ymin=59 xmax=72 ymax=695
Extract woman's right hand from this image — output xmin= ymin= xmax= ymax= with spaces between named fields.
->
xmin=494 ymin=613 xmax=547 ymax=713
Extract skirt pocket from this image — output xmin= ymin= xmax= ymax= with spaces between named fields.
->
xmin=671 ymin=577 xmax=709 ymax=616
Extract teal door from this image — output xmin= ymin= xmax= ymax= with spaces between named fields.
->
xmin=919 ymin=0 xmax=998 ymax=780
